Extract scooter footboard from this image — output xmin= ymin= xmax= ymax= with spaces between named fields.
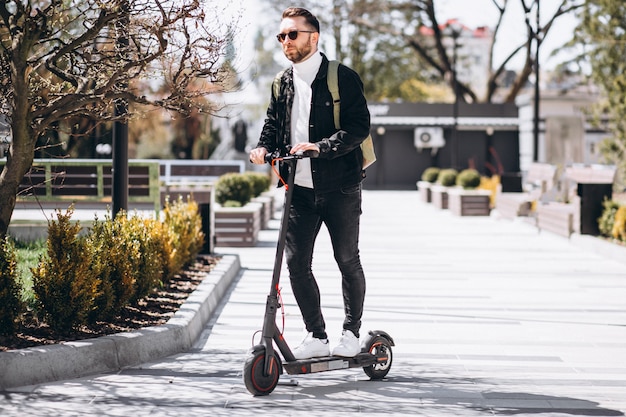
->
xmin=282 ymin=353 xmax=379 ymax=375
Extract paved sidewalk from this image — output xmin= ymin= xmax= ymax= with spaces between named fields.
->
xmin=2 ymin=190 xmax=626 ymax=416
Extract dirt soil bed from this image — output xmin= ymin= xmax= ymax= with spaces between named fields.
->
xmin=0 ymin=255 xmax=219 ymax=352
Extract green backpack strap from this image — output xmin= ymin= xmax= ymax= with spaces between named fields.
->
xmin=327 ymin=60 xmax=376 ymax=169
xmin=327 ymin=60 xmax=341 ymax=130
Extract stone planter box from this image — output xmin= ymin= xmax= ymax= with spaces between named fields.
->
xmin=447 ymin=188 xmax=492 ymax=216
xmin=430 ymin=185 xmax=449 ymax=209
xmin=416 ymin=181 xmax=433 ymax=203
xmin=214 ymin=202 xmax=262 ymax=247
xmin=252 ymin=195 xmax=274 ymax=229
xmin=536 ymin=200 xmax=580 ymax=238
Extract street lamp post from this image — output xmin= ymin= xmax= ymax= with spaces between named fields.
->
xmin=533 ymin=1 xmax=541 ymax=163
xmin=452 ymin=33 xmax=460 ymax=170
xmin=446 ymin=22 xmax=462 ymax=170
xmin=112 ymin=0 xmax=130 ymax=216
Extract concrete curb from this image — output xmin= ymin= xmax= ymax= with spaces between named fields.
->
xmin=0 ymin=254 xmax=240 ymax=390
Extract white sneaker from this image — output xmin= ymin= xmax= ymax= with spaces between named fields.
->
xmin=331 ymin=330 xmax=361 ymax=357
xmin=292 ymin=333 xmax=330 ymax=360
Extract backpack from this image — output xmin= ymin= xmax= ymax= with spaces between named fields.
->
xmin=272 ymin=60 xmax=376 ymax=170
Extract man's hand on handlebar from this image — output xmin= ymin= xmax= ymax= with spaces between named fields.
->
xmin=249 ymin=147 xmax=268 ymax=165
xmin=249 ymin=144 xmax=321 ymax=164
xmin=290 ymin=143 xmax=320 ymax=156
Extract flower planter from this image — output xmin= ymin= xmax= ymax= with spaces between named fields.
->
xmin=214 ymin=202 xmax=262 ymax=247
xmin=252 ymin=195 xmax=274 ymax=229
xmin=447 ymin=188 xmax=492 ymax=216
xmin=416 ymin=181 xmax=433 ymax=203
xmin=430 ymin=185 xmax=449 ymax=209
xmin=536 ymin=201 xmax=580 ymax=238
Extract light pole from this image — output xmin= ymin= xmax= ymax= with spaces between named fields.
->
xmin=446 ymin=22 xmax=462 ymax=170
xmin=533 ymin=1 xmax=541 ymax=162
xmin=112 ymin=0 xmax=130 ymax=216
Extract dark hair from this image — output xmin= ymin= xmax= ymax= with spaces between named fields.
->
xmin=282 ymin=7 xmax=320 ymax=33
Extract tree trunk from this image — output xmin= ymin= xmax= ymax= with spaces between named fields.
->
xmin=0 ymin=148 xmax=33 ymax=238
xmin=0 ymin=95 xmax=36 ymax=239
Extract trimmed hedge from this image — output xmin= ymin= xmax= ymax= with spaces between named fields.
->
xmin=30 ymin=198 xmax=204 ymax=333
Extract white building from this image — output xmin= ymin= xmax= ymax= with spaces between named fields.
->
xmin=516 ymin=88 xmax=608 ymax=173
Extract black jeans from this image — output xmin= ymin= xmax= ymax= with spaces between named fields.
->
xmin=285 ymin=184 xmax=366 ymax=340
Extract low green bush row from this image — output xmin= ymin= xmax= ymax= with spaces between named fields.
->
xmin=0 ymin=197 xmax=205 ymax=335
xmin=215 ymin=171 xmax=271 ymax=207
xmin=421 ymin=167 xmax=483 ymax=190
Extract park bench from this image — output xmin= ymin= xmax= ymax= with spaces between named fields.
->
xmin=495 ymin=162 xmax=558 ymax=220
xmin=159 ymin=159 xmax=244 ymax=215
xmin=5 ymin=159 xmax=161 ymax=212
xmin=536 ymin=164 xmax=616 ymax=238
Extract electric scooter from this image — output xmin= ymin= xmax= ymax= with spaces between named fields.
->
xmin=243 ymin=150 xmax=394 ymax=396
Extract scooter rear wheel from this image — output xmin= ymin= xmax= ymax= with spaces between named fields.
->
xmin=243 ymin=349 xmax=281 ymax=396
xmin=363 ymin=335 xmax=393 ymax=380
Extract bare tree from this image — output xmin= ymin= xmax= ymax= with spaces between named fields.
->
xmin=349 ymin=0 xmax=584 ymax=103
xmin=0 ymin=0 xmax=235 ymax=237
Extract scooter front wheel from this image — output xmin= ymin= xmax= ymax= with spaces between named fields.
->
xmin=243 ymin=348 xmax=282 ymax=396
xmin=363 ymin=335 xmax=393 ymax=380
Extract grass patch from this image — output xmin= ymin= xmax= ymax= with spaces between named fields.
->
xmin=13 ymin=239 xmax=46 ymax=305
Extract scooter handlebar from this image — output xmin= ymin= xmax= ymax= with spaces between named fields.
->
xmin=264 ymin=149 xmax=319 ymax=163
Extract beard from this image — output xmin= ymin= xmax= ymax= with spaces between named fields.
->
xmin=283 ymin=40 xmax=314 ymax=64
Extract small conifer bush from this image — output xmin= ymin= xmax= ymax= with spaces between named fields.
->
xmin=598 ymin=199 xmax=620 ymax=238
xmin=32 ymin=208 xmax=98 ymax=333
xmin=612 ymin=206 xmax=626 ymax=241
xmin=88 ymin=212 xmax=142 ymax=321
xmin=163 ymin=196 xmax=205 ymax=275
xmin=0 ymin=237 xmax=23 ymax=335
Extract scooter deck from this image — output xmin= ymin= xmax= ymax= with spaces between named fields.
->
xmin=282 ymin=352 xmax=380 ymax=375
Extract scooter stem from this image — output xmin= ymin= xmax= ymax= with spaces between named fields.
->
xmin=262 ymin=156 xmax=299 ymax=374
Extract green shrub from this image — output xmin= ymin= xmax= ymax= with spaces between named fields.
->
xmin=421 ymin=167 xmax=440 ymax=183
xmin=27 ymin=199 xmax=204 ymax=330
xmin=437 ymin=168 xmax=458 ymax=187
xmin=456 ymin=169 xmax=482 ymax=189
xmin=87 ymin=211 xmax=170 ymax=322
xmin=127 ymin=216 xmax=166 ymax=300
xmin=0 ymin=237 xmax=23 ymax=335
xmin=149 ymin=218 xmax=177 ymax=283
xmin=243 ymin=172 xmax=271 ymax=197
xmin=612 ymin=205 xmax=626 ymax=241
xmin=32 ymin=208 xmax=98 ymax=333
xmin=88 ymin=212 xmax=140 ymax=321
xmin=598 ymin=199 xmax=620 ymax=238
xmin=163 ymin=196 xmax=205 ymax=275
xmin=215 ymin=173 xmax=254 ymax=206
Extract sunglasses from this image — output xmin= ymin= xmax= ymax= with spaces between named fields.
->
xmin=276 ymin=30 xmax=316 ymax=43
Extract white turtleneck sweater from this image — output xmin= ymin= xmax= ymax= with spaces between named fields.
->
xmin=291 ymin=51 xmax=323 ymax=188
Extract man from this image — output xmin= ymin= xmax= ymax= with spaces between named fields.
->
xmin=249 ymin=7 xmax=370 ymax=360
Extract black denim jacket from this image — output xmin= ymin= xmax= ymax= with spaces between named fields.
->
xmin=257 ymin=54 xmax=371 ymax=193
